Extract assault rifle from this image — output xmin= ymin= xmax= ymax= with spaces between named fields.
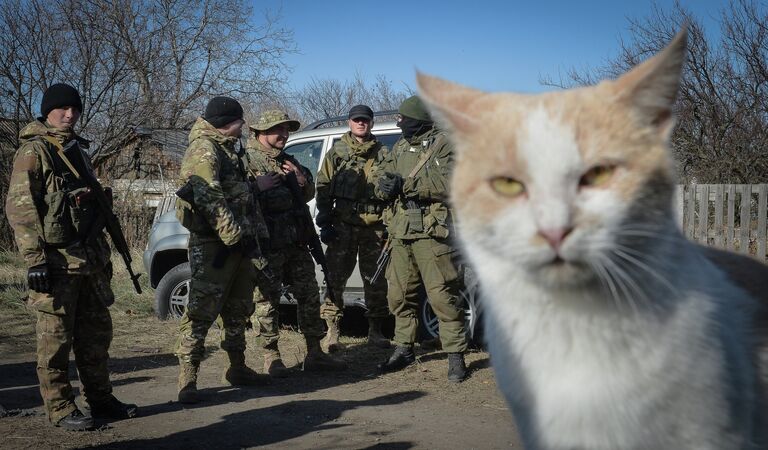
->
xmin=61 ymin=140 xmax=142 ymax=294
xmin=368 ymin=234 xmax=391 ymax=284
xmin=284 ymin=170 xmax=337 ymax=305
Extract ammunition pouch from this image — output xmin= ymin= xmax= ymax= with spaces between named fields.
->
xmin=42 ymin=185 xmax=99 ymax=247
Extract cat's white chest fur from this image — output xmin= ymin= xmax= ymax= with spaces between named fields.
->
xmin=476 ymin=245 xmax=752 ymax=450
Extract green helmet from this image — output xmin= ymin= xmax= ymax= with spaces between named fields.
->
xmin=398 ymin=95 xmax=432 ymax=122
xmin=250 ymin=109 xmax=300 ymax=132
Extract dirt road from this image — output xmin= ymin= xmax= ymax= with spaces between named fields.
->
xmin=0 ymin=331 xmax=520 ymax=449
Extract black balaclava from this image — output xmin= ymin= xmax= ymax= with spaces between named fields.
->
xmin=398 ymin=116 xmax=433 ymax=141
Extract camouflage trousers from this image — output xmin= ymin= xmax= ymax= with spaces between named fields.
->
xmin=28 ymin=267 xmax=114 ymax=423
xmin=386 ymin=238 xmax=467 ymax=353
xmin=176 ymin=239 xmax=257 ymax=364
xmin=252 ymin=244 xmax=324 ymax=348
xmin=320 ymin=221 xmax=389 ymax=320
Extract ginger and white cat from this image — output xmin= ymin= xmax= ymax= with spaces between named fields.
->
xmin=417 ymin=30 xmax=765 ymax=449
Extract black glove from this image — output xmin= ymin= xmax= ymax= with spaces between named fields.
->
xmin=28 ymin=264 xmax=50 ymax=293
xmin=320 ymin=226 xmax=338 ymax=244
xmin=378 ymin=172 xmax=403 ymax=197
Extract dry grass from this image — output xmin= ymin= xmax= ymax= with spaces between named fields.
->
xmin=0 ymin=249 xmax=334 ymax=366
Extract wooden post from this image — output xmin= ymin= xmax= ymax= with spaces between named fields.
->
xmin=713 ymin=185 xmax=724 ymax=248
xmin=697 ymin=185 xmax=709 ymax=244
xmin=739 ymin=185 xmax=751 ymax=255
xmin=727 ymin=185 xmax=736 ymax=251
xmin=757 ymin=185 xmax=767 ymax=262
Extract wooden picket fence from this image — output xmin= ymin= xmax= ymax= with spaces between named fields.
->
xmin=676 ymin=184 xmax=768 ymax=262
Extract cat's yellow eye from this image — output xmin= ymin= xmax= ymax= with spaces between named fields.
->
xmin=580 ymin=165 xmax=617 ymax=187
xmin=490 ymin=177 xmax=526 ymax=197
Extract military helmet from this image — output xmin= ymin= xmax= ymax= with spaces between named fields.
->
xmin=398 ymin=95 xmax=432 ymax=122
xmin=250 ymin=109 xmax=300 ymax=132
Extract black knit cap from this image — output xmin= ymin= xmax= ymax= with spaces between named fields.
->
xmin=40 ymin=83 xmax=83 ymax=118
xmin=203 ymin=96 xmax=244 ymax=128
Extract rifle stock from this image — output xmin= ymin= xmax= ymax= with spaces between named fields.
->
xmin=284 ymin=171 xmax=337 ymax=305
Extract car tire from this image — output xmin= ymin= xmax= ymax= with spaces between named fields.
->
xmin=417 ymin=267 xmax=483 ymax=347
xmin=155 ymin=262 xmax=191 ymax=320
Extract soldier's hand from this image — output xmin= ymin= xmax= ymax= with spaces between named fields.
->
xmin=378 ymin=172 xmax=403 ymax=197
xmin=256 ymin=172 xmax=282 ymax=191
xmin=28 ymin=264 xmax=50 ymax=293
xmin=319 ymin=226 xmax=338 ymax=244
xmin=281 ymin=160 xmax=307 ymax=186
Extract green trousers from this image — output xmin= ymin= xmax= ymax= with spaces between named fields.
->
xmin=386 ymin=238 xmax=467 ymax=353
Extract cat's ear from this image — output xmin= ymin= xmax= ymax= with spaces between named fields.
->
xmin=416 ymin=71 xmax=482 ymax=136
xmin=613 ymin=27 xmax=687 ymax=138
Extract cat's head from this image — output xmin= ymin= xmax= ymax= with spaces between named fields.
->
xmin=417 ymin=30 xmax=687 ymax=289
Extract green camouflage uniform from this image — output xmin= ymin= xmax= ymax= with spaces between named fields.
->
xmin=5 ymin=120 xmax=115 ymax=424
xmin=315 ymin=132 xmax=389 ymax=320
xmin=375 ymin=128 xmax=468 ymax=353
xmin=174 ymin=118 xmax=260 ymax=364
xmin=246 ymin=138 xmax=325 ymax=347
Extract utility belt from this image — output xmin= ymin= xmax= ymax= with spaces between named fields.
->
xmin=334 ymin=198 xmax=385 ymax=214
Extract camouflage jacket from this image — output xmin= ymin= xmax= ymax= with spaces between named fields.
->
xmin=5 ymin=120 xmax=111 ymax=273
xmin=245 ymin=140 xmax=314 ymax=249
xmin=374 ymin=127 xmax=455 ymax=240
xmin=176 ymin=118 xmax=264 ymax=245
xmin=315 ymin=132 xmax=388 ymax=228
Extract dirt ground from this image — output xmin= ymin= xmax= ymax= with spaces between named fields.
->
xmin=0 ymin=316 xmax=521 ymax=450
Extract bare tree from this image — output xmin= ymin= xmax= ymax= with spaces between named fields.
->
xmin=0 ymin=0 xmax=295 ymax=161
xmin=291 ymin=72 xmax=412 ymax=125
xmin=541 ymin=0 xmax=768 ymax=184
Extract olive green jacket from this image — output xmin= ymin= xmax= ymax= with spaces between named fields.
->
xmin=5 ymin=120 xmax=111 ymax=273
xmin=374 ymin=128 xmax=455 ymax=240
xmin=315 ymin=132 xmax=388 ymax=227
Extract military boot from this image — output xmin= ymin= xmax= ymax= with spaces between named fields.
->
xmin=263 ymin=342 xmax=290 ymax=378
xmin=378 ymin=345 xmax=415 ymax=373
xmin=447 ymin=352 xmax=468 ymax=383
xmin=88 ymin=395 xmax=138 ymax=419
xmin=320 ymin=317 xmax=342 ymax=353
xmin=367 ymin=318 xmax=391 ymax=349
xmin=303 ymin=336 xmax=347 ymax=372
xmin=55 ymin=408 xmax=95 ymax=431
xmin=222 ymin=351 xmax=269 ymax=386
xmin=177 ymin=359 xmax=200 ymax=404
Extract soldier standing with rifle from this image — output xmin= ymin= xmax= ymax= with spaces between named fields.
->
xmin=5 ymin=83 xmax=138 ymax=430
xmin=375 ymin=96 xmax=469 ymax=382
xmin=174 ymin=96 xmax=269 ymax=404
xmin=315 ymin=105 xmax=392 ymax=352
xmin=246 ymin=110 xmax=346 ymax=374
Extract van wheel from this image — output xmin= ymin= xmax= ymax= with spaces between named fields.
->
xmin=155 ymin=262 xmax=191 ymax=320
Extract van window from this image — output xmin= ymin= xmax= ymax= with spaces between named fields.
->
xmin=284 ymin=140 xmax=324 ymax=179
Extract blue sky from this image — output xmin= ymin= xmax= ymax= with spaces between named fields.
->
xmin=258 ymin=0 xmax=725 ymax=94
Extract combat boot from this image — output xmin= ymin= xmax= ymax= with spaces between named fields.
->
xmin=320 ymin=317 xmax=342 ymax=353
xmin=55 ymin=408 xmax=94 ymax=431
xmin=222 ymin=351 xmax=269 ymax=386
xmin=263 ymin=343 xmax=290 ymax=378
xmin=447 ymin=352 xmax=468 ymax=383
xmin=378 ymin=345 xmax=415 ymax=373
xmin=367 ymin=318 xmax=391 ymax=349
xmin=88 ymin=395 xmax=138 ymax=419
xmin=303 ymin=336 xmax=347 ymax=371
xmin=177 ymin=359 xmax=200 ymax=404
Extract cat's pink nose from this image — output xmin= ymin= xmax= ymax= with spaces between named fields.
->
xmin=538 ymin=227 xmax=572 ymax=251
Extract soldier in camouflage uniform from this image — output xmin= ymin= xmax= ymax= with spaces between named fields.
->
xmin=247 ymin=110 xmax=346 ymax=374
xmin=174 ymin=96 xmax=269 ymax=404
xmin=315 ymin=104 xmax=391 ymax=352
xmin=5 ymin=84 xmax=137 ymax=430
xmin=375 ymin=96 xmax=469 ymax=382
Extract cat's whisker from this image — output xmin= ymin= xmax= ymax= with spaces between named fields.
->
xmin=612 ymin=246 xmax=679 ymax=297
xmin=589 ymin=257 xmax=623 ymax=309
xmin=600 ymin=256 xmax=645 ymax=316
